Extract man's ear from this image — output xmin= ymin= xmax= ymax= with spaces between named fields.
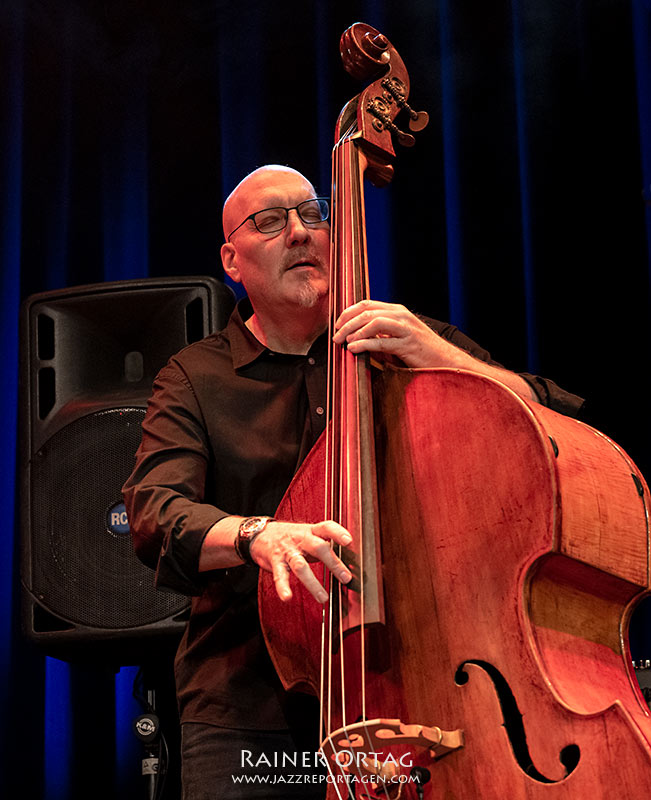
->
xmin=221 ymin=242 xmax=241 ymax=283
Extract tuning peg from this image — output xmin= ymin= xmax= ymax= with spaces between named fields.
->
xmin=380 ymin=77 xmax=429 ymax=134
xmin=392 ymin=125 xmax=416 ymax=147
xmin=367 ymin=99 xmax=416 ymax=147
xmin=409 ymin=111 xmax=429 ymax=132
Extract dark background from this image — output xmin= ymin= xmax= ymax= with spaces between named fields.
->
xmin=1 ymin=1 xmax=650 ymax=798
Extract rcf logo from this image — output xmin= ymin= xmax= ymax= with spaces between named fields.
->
xmin=107 ymin=501 xmax=130 ymax=534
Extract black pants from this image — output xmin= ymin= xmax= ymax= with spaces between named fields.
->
xmin=181 ymin=723 xmax=327 ymax=800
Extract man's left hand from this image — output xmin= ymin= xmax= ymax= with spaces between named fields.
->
xmin=333 ymin=300 xmax=458 ymax=369
xmin=333 ymin=299 xmax=538 ymax=404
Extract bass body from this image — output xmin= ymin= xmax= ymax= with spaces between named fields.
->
xmin=260 ymin=365 xmax=651 ymax=798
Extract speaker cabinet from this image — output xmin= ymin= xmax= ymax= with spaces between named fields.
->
xmin=19 ymin=277 xmax=235 ymax=663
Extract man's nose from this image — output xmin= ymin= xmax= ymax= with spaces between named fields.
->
xmin=285 ymin=209 xmax=310 ymax=243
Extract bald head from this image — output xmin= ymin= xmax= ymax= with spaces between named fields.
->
xmin=222 ymin=165 xmax=317 ymax=241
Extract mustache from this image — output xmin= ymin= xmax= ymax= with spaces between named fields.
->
xmin=283 ymin=249 xmax=327 ymax=270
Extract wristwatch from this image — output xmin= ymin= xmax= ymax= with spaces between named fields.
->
xmin=234 ymin=516 xmax=274 ymax=565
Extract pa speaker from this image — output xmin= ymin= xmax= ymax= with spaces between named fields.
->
xmin=19 ymin=276 xmax=235 ymax=663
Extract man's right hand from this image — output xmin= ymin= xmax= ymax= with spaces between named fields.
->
xmin=250 ymin=519 xmax=353 ymax=602
xmin=199 ymin=516 xmax=353 ymax=603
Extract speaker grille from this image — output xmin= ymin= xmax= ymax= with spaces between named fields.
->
xmin=30 ymin=408 xmax=187 ymax=629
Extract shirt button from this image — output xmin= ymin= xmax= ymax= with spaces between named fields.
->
xmin=308 ymin=357 xmax=315 ymax=366
xmin=316 ymin=406 xmax=324 ymax=416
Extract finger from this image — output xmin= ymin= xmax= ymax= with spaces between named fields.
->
xmin=334 ymin=300 xmax=401 ymax=332
xmin=334 ymin=311 xmax=412 ymax=346
xmin=311 ymin=520 xmax=352 ymax=546
xmin=335 ymin=300 xmax=406 ymax=328
xmin=346 ymin=336 xmax=404 ymax=355
xmin=299 ymin=535 xmax=353 ymax=585
xmin=342 ymin=317 xmax=410 ymax=344
xmin=333 ymin=308 xmax=399 ymax=342
xmin=284 ymin=550 xmax=330 ymax=603
xmin=272 ymin=559 xmax=293 ymax=602
xmin=334 ymin=299 xmax=378 ymax=329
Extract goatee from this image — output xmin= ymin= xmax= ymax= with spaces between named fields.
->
xmin=295 ymin=279 xmax=326 ymax=308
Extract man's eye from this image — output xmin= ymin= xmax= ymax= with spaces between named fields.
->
xmin=255 ymin=209 xmax=285 ymax=231
xmin=300 ymin=206 xmax=323 ymax=223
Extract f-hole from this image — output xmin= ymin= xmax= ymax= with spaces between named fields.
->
xmin=455 ymin=659 xmax=580 ymax=783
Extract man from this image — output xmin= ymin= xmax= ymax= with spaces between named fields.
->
xmin=123 ymin=164 xmax=583 ymax=798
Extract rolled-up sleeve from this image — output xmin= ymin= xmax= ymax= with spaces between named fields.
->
xmin=517 ymin=372 xmax=584 ymax=418
xmin=427 ymin=319 xmax=584 ymax=418
xmin=122 ymin=363 xmax=228 ymax=595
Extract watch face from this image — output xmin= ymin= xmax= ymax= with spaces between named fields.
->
xmin=240 ymin=517 xmax=267 ymax=538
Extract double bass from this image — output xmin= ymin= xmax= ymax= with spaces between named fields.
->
xmin=260 ymin=23 xmax=651 ymax=798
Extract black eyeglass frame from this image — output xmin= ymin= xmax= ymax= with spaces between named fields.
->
xmin=226 ymin=197 xmax=330 ymax=242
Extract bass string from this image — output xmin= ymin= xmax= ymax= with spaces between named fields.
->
xmin=339 ymin=136 xmax=370 ymax=799
xmin=323 ymin=132 xmax=342 ymax=759
xmin=349 ymin=139 xmax=375 ymax=797
xmin=322 ymin=122 xmax=338 ymax=749
xmin=321 ymin=136 xmax=357 ymax=800
xmin=321 ymin=134 xmax=374 ymax=798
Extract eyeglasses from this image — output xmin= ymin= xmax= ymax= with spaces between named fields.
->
xmin=227 ymin=197 xmax=330 ymax=242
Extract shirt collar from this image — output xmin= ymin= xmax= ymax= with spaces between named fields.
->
xmin=227 ymin=297 xmax=328 ymax=370
xmin=228 ymin=298 xmax=267 ymax=369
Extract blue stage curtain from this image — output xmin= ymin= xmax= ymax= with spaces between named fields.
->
xmin=2 ymin=1 xmax=650 ymax=797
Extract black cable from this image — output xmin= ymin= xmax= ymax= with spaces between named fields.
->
xmin=153 ymin=732 xmax=169 ymax=800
